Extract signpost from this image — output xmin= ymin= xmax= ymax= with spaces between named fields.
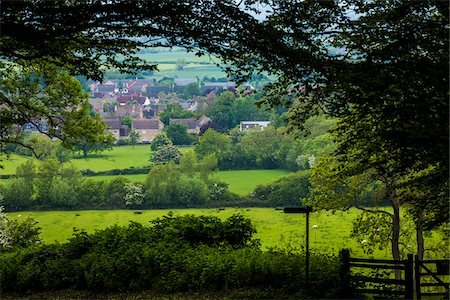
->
xmin=284 ymin=206 xmax=313 ymax=286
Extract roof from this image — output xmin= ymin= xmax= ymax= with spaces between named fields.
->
xmin=147 ymin=86 xmax=171 ymax=97
xmin=132 ymin=118 xmax=162 ymax=130
xmin=197 ymin=115 xmax=212 ymax=126
xmin=104 ymin=118 xmax=122 ymax=129
xmin=240 ymin=121 xmax=271 ymax=126
xmin=117 ymin=95 xmax=133 ymax=103
xmin=170 ymin=118 xmax=198 ymax=130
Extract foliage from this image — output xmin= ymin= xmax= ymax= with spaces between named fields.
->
xmin=180 ymin=82 xmax=201 ymax=99
xmin=124 ymin=183 xmax=145 ymax=208
xmin=164 ymin=123 xmax=192 ymax=145
xmin=0 ymin=215 xmax=345 ymax=298
xmin=0 ymin=206 xmax=42 ymax=252
xmin=151 ymin=144 xmax=182 ymax=165
xmin=158 ymin=103 xmax=196 ymax=125
xmin=15 ymin=132 xmax=55 ymax=159
xmin=127 ymin=129 xmax=140 ymax=148
xmin=204 ymin=91 xmax=237 ymax=132
xmin=0 ymin=63 xmax=113 ymax=163
xmin=150 ymin=133 xmax=172 ymax=151
xmin=121 ymin=116 xmax=132 ymax=127
xmin=205 ymin=93 xmax=279 ymax=132
xmin=252 ymin=170 xmax=310 ymax=207
xmin=195 ymin=129 xmax=231 ymax=161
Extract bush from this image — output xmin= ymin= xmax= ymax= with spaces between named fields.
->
xmin=0 ymin=215 xmax=347 ymax=298
xmin=251 ymin=170 xmax=311 ymax=207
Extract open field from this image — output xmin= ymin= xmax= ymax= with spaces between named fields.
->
xmin=0 ymin=154 xmax=37 ymax=176
xmin=69 ymin=144 xmax=153 ymax=171
xmin=137 ymin=49 xmax=219 ymax=63
xmin=6 ymin=208 xmax=364 ymax=255
xmin=154 ymin=65 xmax=226 ymax=79
xmin=83 ymin=169 xmax=289 ymax=195
xmin=1 ymin=146 xmax=289 ymax=195
xmin=8 ymin=207 xmax=444 ymax=259
xmin=1 ymin=145 xmax=192 ymax=175
xmin=213 ymin=169 xmax=290 ymax=195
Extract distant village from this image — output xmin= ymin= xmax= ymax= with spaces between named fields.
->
xmin=88 ymin=78 xmax=268 ymax=143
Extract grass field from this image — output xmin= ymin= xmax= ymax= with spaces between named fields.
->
xmin=0 ymin=154 xmax=37 ymax=176
xmin=1 ymin=146 xmax=289 ymax=195
xmin=1 ymin=145 xmax=191 ymax=175
xmin=213 ymin=169 xmax=290 ymax=195
xmin=84 ymin=169 xmax=289 ymax=195
xmin=122 ymin=49 xmax=228 ymax=79
xmin=8 ymin=207 xmax=444 ymax=259
xmin=5 ymin=208 xmax=363 ymax=255
xmin=68 ymin=145 xmax=153 ymax=171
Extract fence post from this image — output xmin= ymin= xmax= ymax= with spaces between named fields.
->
xmin=405 ymin=254 xmax=414 ymax=299
xmin=339 ymin=249 xmax=351 ymax=298
xmin=415 ymin=255 xmax=421 ymax=300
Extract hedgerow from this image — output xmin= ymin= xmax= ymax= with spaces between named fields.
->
xmin=0 ymin=214 xmax=348 ymax=298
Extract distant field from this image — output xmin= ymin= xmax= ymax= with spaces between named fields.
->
xmin=1 ymin=146 xmax=289 ymax=195
xmin=213 ymin=169 xmax=290 ymax=195
xmin=9 ymin=207 xmax=444 ymax=259
xmin=0 ymin=154 xmax=37 ymax=176
xmin=0 ymin=145 xmax=191 ymax=175
xmin=134 ymin=49 xmax=227 ymax=78
xmin=69 ymin=145 xmax=153 ymax=171
xmin=84 ymin=169 xmax=289 ymax=195
xmin=6 ymin=208 xmax=364 ymax=256
xmin=155 ymin=65 xmax=226 ymax=79
xmin=137 ymin=49 xmax=220 ymax=63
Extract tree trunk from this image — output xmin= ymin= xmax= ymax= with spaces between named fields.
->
xmin=416 ymin=212 xmax=425 ymax=261
xmin=391 ymin=192 xmax=402 ymax=280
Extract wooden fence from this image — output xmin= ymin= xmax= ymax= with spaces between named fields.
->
xmin=340 ymin=249 xmax=450 ymax=299
xmin=415 ymin=256 xmax=450 ymax=299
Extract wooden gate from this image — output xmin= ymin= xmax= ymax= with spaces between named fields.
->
xmin=340 ymin=249 xmax=450 ymax=299
xmin=415 ymin=256 xmax=450 ymax=299
xmin=340 ymin=249 xmax=414 ymax=299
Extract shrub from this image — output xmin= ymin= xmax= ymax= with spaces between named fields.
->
xmin=0 ymin=215 xmax=347 ymax=298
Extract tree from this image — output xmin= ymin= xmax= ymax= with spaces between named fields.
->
xmin=105 ymin=177 xmax=131 ymax=209
xmin=121 ymin=116 xmax=132 ymax=128
xmin=74 ymin=136 xmax=114 ymax=159
xmin=150 ymin=133 xmax=173 ymax=151
xmin=2 ymin=160 xmax=36 ymax=211
xmin=151 ymin=144 xmax=182 ymax=165
xmin=307 ymin=156 xmax=405 ymax=260
xmin=201 ymin=0 xmax=448 ymax=261
xmin=238 ymin=127 xmax=283 ymax=169
xmin=16 ymin=132 xmax=55 ymax=160
xmin=144 ymin=162 xmax=181 ymax=208
xmin=124 ymin=183 xmax=145 ymax=208
xmin=0 ymin=63 xmax=114 ymax=160
xmin=205 ymin=91 xmax=237 ymax=132
xmin=194 ymin=129 xmax=231 ymax=161
xmin=164 ymin=123 xmax=192 ymax=145
xmin=0 ymin=206 xmax=42 ymax=252
xmin=128 ymin=129 xmax=140 ymax=148
xmin=182 ymin=82 xmax=200 ymax=99
xmin=158 ymin=103 xmax=195 ymax=125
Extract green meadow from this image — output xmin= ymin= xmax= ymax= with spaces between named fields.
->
xmin=86 ymin=169 xmax=289 ymax=195
xmin=69 ymin=145 xmax=153 ymax=171
xmin=6 ymin=208 xmax=366 ymax=256
xmin=8 ymin=207 xmax=444 ymax=259
xmin=0 ymin=154 xmax=36 ymax=176
xmin=1 ymin=146 xmax=290 ymax=195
